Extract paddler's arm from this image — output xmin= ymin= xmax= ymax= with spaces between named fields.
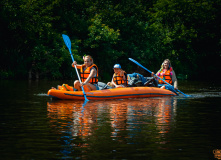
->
xmin=122 ymin=72 xmax=127 ymax=87
xmin=72 ymin=61 xmax=82 ymax=69
xmin=111 ymin=77 xmax=117 ymax=87
xmin=172 ymin=70 xmax=178 ymax=90
xmin=151 ymin=71 xmax=160 ymax=78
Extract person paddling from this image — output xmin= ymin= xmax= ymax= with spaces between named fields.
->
xmin=107 ymin=64 xmax=127 ymax=88
xmin=72 ymin=55 xmax=99 ymax=91
xmin=152 ymin=59 xmax=178 ymax=91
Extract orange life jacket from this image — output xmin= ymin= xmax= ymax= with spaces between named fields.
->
xmin=158 ymin=69 xmax=172 ymax=84
xmin=79 ymin=64 xmax=98 ymax=84
xmin=113 ymin=71 xmax=127 ymax=86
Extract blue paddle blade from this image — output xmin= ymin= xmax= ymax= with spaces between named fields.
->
xmin=62 ymin=34 xmax=72 ymax=53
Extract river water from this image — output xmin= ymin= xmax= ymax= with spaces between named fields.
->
xmin=0 ymin=80 xmax=221 ymax=160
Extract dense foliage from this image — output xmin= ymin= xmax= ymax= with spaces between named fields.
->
xmin=1 ymin=0 xmax=220 ymax=81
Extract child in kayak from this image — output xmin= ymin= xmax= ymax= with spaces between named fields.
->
xmin=107 ymin=64 xmax=127 ymax=88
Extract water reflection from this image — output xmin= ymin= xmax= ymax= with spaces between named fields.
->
xmin=47 ymin=97 xmax=177 ymax=158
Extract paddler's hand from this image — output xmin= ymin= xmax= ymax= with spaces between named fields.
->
xmin=80 ymin=82 xmax=86 ymax=86
xmin=151 ymin=72 xmax=155 ymax=77
xmin=116 ymin=84 xmax=125 ymax=88
xmin=72 ymin=61 xmax=77 ymax=67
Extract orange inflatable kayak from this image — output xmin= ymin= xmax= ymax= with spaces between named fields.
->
xmin=47 ymin=86 xmax=176 ymax=100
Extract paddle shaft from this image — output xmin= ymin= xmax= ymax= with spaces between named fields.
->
xmin=129 ymin=58 xmax=189 ymax=97
xmin=62 ymin=34 xmax=88 ymax=101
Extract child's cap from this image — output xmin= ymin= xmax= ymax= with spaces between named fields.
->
xmin=113 ymin=64 xmax=121 ymax=69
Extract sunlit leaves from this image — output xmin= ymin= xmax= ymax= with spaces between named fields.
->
xmin=87 ymin=14 xmax=120 ymax=48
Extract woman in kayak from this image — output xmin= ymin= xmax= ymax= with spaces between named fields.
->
xmin=152 ymin=59 xmax=178 ymax=90
xmin=107 ymin=64 xmax=127 ymax=88
xmin=72 ymin=55 xmax=99 ymax=91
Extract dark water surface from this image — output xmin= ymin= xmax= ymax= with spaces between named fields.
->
xmin=0 ymin=80 xmax=221 ymax=160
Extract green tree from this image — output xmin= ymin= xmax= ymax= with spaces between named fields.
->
xmin=1 ymin=0 xmax=220 ymax=81
xmin=0 ymin=0 xmax=67 ymax=79
xmin=147 ymin=0 xmax=221 ymax=79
